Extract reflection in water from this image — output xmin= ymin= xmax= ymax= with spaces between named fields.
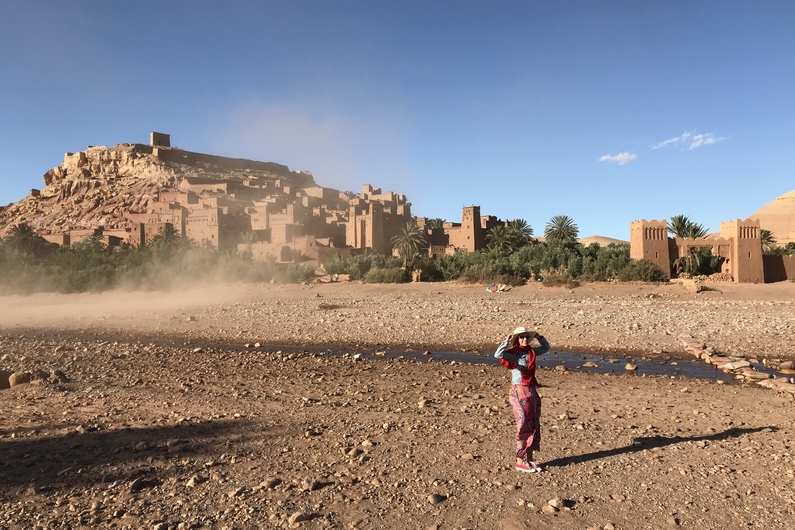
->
xmin=361 ymin=348 xmax=777 ymax=384
xmin=174 ymin=336 xmax=782 ymax=384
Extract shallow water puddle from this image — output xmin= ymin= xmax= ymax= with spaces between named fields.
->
xmin=363 ymin=348 xmax=779 ymax=384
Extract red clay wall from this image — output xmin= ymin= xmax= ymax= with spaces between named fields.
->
xmin=763 ymin=255 xmax=795 ymax=283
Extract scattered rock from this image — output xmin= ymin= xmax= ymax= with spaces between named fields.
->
xmin=129 ymin=477 xmax=159 ymax=492
xmin=428 ymin=493 xmax=447 ymax=505
xmin=300 ymin=477 xmax=318 ymax=491
xmin=260 ymin=477 xmax=282 ymax=490
xmin=288 ymin=511 xmax=311 ymax=525
xmin=186 ymin=474 xmax=207 ymax=488
xmin=8 ymin=372 xmax=31 ymax=387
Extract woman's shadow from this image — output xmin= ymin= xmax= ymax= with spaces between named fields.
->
xmin=543 ymin=425 xmax=777 ymax=468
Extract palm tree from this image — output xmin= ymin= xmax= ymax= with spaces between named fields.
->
xmin=668 ymin=215 xmax=708 ymax=239
xmin=391 ymin=222 xmax=425 ymax=269
xmin=760 ymin=229 xmax=777 ymax=252
xmin=668 ymin=215 xmax=691 ymax=238
xmin=427 ymin=218 xmax=445 ymax=230
xmin=544 ymin=215 xmax=579 ymax=244
xmin=507 ymin=219 xmax=534 ymax=248
xmin=240 ymin=231 xmax=257 ymax=245
xmin=684 ymin=222 xmax=708 ymax=239
xmin=239 ymin=231 xmax=257 ymax=263
xmin=3 ymin=222 xmax=50 ymax=258
xmin=149 ymin=224 xmax=185 ymax=258
xmin=486 ymin=225 xmax=510 ymax=250
xmin=73 ymin=233 xmax=107 ymax=253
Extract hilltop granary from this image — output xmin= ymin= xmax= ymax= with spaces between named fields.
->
xmin=6 ymin=132 xmax=795 ymax=281
xmin=18 ymin=133 xmax=503 ymax=268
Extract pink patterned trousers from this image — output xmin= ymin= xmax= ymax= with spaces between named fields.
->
xmin=509 ymin=385 xmax=541 ymax=459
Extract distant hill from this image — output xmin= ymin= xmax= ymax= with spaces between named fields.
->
xmin=749 ymin=189 xmax=795 ymax=245
xmin=533 ymin=236 xmax=628 ymax=245
xmin=578 ymin=235 xmax=628 ymax=246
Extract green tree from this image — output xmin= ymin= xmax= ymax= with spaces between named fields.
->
xmin=506 ymin=219 xmax=534 ymax=248
xmin=149 ymin=224 xmax=186 ymax=259
xmin=684 ymin=223 xmax=709 ymax=239
xmin=544 ymin=215 xmax=579 ymax=243
xmin=617 ymin=259 xmax=668 ymax=282
xmin=240 ymin=231 xmax=257 ymax=245
xmin=668 ymin=215 xmax=708 ymax=239
xmin=668 ymin=215 xmax=691 ymax=238
xmin=486 ymin=225 xmax=510 ymax=250
xmin=2 ymin=223 xmax=52 ymax=259
xmin=427 ymin=218 xmax=446 ymax=230
xmin=72 ymin=233 xmax=107 ymax=254
xmin=760 ymin=229 xmax=777 ymax=252
xmin=391 ymin=222 xmax=425 ymax=269
xmin=240 ymin=231 xmax=257 ymax=263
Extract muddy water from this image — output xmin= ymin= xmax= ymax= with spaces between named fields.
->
xmin=225 ymin=339 xmax=782 ymax=384
xmin=6 ymin=327 xmax=778 ymax=384
xmin=353 ymin=348 xmax=783 ymax=384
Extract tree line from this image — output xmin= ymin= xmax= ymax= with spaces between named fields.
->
xmin=0 ymin=223 xmax=315 ymax=294
xmin=1 ymin=213 xmax=791 ymax=293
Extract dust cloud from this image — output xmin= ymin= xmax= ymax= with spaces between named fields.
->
xmin=0 ymin=284 xmax=256 ymax=334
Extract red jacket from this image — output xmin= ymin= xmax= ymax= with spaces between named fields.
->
xmin=498 ymin=344 xmax=539 ymax=387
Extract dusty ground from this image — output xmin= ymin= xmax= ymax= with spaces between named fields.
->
xmin=1 ymin=280 xmax=794 ymax=530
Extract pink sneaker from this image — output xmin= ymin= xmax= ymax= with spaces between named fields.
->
xmin=515 ymin=461 xmax=543 ymax=473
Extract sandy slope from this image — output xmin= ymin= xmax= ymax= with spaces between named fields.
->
xmin=1 ymin=280 xmax=794 ymax=529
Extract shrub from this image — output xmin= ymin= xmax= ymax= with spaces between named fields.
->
xmin=363 ymin=267 xmax=405 ymax=283
xmin=321 ymin=254 xmax=348 ymax=276
xmin=616 ymin=259 xmax=668 ymax=282
xmin=435 ymin=252 xmax=468 ymax=281
xmin=411 ymin=254 xmax=445 ymax=281
xmin=346 ymin=251 xmax=402 ymax=280
xmin=540 ymin=268 xmax=579 ymax=288
xmin=273 ymin=263 xmax=315 ymax=284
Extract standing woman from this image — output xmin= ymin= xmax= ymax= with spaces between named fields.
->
xmin=494 ymin=326 xmax=550 ymax=473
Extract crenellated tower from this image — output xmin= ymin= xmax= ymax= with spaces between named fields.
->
xmin=630 ymin=219 xmax=671 ymax=278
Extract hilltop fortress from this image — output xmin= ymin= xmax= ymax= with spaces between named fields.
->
xmin=0 ymin=133 xmax=501 ymax=266
xmin=3 ymin=133 xmax=793 ymax=282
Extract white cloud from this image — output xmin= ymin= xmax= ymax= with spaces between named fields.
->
xmin=652 ymin=131 xmax=726 ymax=150
xmin=599 ymin=152 xmax=637 ymax=165
xmin=688 ymin=133 xmax=723 ymax=149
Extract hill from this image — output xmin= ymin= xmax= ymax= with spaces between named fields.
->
xmin=578 ymin=235 xmax=628 ymax=246
xmin=749 ymin=189 xmax=795 ymax=245
xmin=0 ymin=140 xmax=312 ymax=237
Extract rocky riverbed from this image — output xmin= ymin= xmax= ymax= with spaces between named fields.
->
xmin=1 ymin=280 xmax=794 ymax=529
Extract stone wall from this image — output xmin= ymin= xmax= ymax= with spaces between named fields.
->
xmin=153 ymin=148 xmax=299 ymax=181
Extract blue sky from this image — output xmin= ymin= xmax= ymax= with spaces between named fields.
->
xmin=1 ymin=1 xmax=793 ymax=240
